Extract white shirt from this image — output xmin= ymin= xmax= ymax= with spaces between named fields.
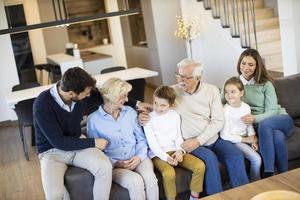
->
xmin=240 ymin=75 xmax=256 ymax=85
xmin=220 ymin=102 xmax=255 ymax=143
xmin=144 ymin=109 xmax=184 ymax=161
xmin=50 ymin=82 xmax=76 ymax=112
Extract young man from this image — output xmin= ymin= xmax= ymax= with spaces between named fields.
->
xmin=33 ymin=67 xmax=112 ymax=200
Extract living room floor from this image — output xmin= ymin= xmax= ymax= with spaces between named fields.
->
xmin=0 ymin=85 xmax=155 ymax=199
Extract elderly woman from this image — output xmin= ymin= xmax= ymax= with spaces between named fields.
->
xmin=87 ymin=78 xmax=158 ymax=200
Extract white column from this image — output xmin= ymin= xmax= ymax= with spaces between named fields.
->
xmin=277 ymin=0 xmax=300 ymax=75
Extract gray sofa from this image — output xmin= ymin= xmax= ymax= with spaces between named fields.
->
xmin=64 ymin=73 xmax=300 ymax=200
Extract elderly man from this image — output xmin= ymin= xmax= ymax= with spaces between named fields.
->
xmin=174 ymin=58 xmax=249 ymax=194
xmin=139 ymin=58 xmax=249 ymax=195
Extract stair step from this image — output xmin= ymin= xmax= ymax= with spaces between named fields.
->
xmin=247 ymin=28 xmax=281 ymax=45
xmin=257 ymin=41 xmax=282 ymax=55
xmin=264 ymin=53 xmax=283 ymax=70
xmin=238 ymin=18 xmax=279 ymax=33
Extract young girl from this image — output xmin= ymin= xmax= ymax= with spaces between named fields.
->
xmin=144 ymin=85 xmax=205 ymax=200
xmin=220 ymin=77 xmax=262 ymax=181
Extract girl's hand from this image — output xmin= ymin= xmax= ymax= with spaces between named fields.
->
xmin=252 ymin=142 xmax=259 ymax=151
xmin=172 ymin=150 xmax=183 ymax=163
xmin=241 ymin=114 xmax=255 ymax=125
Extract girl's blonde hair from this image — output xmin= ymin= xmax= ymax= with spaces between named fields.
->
xmin=100 ymin=78 xmax=132 ymax=103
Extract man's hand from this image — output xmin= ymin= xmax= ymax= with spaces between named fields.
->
xmin=172 ymin=150 xmax=183 ymax=163
xmin=241 ymin=114 xmax=255 ymax=125
xmin=136 ymin=102 xmax=153 ymax=112
xmin=138 ymin=112 xmax=150 ymax=126
xmin=79 ymin=134 xmax=87 ymax=139
xmin=167 ymin=156 xmax=178 ymax=166
xmin=124 ymin=156 xmax=141 ymax=170
xmin=181 ymin=138 xmax=200 ymax=153
xmin=95 ymin=138 xmax=108 ymax=150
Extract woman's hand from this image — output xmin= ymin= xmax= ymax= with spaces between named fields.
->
xmin=124 ymin=156 xmax=141 ymax=170
xmin=241 ymin=114 xmax=256 ymax=124
xmin=172 ymin=150 xmax=183 ymax=163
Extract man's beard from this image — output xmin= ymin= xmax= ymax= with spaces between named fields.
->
xmin=71 ymin=97 xmax=84 ymax=103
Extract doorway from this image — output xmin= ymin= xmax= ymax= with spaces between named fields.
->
xmin=5 ymin=4 xmax=36 ymax=83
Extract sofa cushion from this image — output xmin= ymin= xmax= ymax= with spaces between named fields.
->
xmin=275 ymin=74 xmax=300 ymax=118
xmin=287 ymin=126 xmax=300 ymax=161
xmin=65 ymin=166 xmax=192 ymax=200
xmin=294 ymin=118 xmax=300 ymax=127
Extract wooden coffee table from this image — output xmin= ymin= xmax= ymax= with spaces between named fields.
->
xmin=202 ymin=168 xmax=300 ymax=200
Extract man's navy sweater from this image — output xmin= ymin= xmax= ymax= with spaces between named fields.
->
xmin=33 ymin=90 xmax=97 ymax=154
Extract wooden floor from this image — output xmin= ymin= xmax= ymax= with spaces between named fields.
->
xmin=0 ymin=85 xmax=155 ymax=200
xmin=0 ymin=123 xmax=44 ymax=200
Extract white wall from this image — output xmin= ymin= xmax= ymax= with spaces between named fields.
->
xmin=151 ymin=0 xmax=187 ymax=85
xmin=0 ymin=0 xmax=19 ymax=121
xmin=121 ymin=0 xmax=162 ymax=86
xmin=180 ymin=0 xmax=243 ymax=88
xmin=38 ymin=0 xmax=69 ymax=55
xmin=277 ymin=0 xmax=299 ymax=75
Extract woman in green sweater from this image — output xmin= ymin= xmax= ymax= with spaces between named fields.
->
xmin=236 ymin=49 xmax=294 ymax=177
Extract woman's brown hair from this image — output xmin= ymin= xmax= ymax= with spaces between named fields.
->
xmin=236 ymin=48 xmax=274 ymax=84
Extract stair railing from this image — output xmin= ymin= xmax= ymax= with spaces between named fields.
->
xmin=198 ymin=0 xmax=258 ymax=49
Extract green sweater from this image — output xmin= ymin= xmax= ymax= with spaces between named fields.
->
xmin=221 ymin=81 xmax=286 ymax=123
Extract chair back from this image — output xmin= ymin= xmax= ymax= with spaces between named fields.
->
xmin=12 ymin=82 xmax=40 ymax=126
xmin=100 ymin=66 xmax=126 ymax=74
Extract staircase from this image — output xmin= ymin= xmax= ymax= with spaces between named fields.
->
xmin=198 ymin=0 xmax=283 ymax=77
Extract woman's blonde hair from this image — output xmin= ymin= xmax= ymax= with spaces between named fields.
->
xmin=100 ymin=78 xmax=132 ymax=103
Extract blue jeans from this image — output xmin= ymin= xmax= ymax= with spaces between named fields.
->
xmin=235 ymin=142 xmax=262 ymax=181
xmin=257 ymin=114 xmax=294 ymax=173
xmin=192 ymin=138 xmax=249 ymax=195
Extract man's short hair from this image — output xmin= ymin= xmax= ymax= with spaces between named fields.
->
xmin=60 ymin=67 xmax=96 ymax=94
xmin=153 ymin=85 xmax=176 ymax=105
xmin=177 ymin=58 xmax=203 ymax=77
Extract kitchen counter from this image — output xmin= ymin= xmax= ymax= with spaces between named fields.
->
xmin=81 ymin=51 xmax=113 ymax=75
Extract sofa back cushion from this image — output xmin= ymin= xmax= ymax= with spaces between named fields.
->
xmin=275 ymin=73 xmax=300 ymax=118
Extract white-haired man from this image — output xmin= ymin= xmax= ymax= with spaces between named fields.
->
xmin=140 ymin=58 xmax=249 ymax=195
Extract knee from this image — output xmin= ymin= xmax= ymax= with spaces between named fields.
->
xmin=193 ymin=160 xmax=206 ymax=175
xmin=161 ymin=168 xmax=176 ymax=182
xmin=128 ymin=175 xmax=145 ymax=189
xmin=144 ymin=172 xmax=158 ymax=187
xmin=93 ymin=159 xmax=112 ymax=179
xmin=273 ymin=131 xmax=286 ymax=145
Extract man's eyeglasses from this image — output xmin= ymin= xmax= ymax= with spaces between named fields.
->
xmin=175 ymin=72 xmax=194 ymax=80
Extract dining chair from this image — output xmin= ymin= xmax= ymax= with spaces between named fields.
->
xmin=12 ymin=82 xmax=40 ymax=161
xmin=100 ymin=66 xmax=146 ymax=101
